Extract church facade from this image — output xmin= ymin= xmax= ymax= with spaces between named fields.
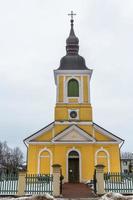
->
xmin=24 ymin=16 xmax=124 ymax=183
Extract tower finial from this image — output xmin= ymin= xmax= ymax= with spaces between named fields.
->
xmin=66 ymin=11 xmax=79 ymax=55
xmin=68 ymin=11 xmax=76 ymax=25
xmin=58 ymin=12 xmax=88 ymax=70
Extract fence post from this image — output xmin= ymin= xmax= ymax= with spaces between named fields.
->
xmin=17 ymin=171 xmax=26 ymax=196
xmin=52 ymin=164 xmax=61 ymax=197
xmin=95 ymin=164 xmax=105 ymax=195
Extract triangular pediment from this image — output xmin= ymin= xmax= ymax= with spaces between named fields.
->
xmin=52 ymin=125 xmax=95 ymax=143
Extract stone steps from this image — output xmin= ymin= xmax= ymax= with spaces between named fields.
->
xmin=61 ymin=183 xmax=97 ymax=198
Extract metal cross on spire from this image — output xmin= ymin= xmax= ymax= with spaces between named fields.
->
xmin=68 ymin=11 xmax=76 ymax=21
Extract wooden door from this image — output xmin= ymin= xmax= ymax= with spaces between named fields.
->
xmin=68 ymin=158 xmax=79 ymax=183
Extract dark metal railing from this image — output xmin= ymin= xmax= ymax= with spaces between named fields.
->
xmin=104 ymin=172 xmax=133 ymax=194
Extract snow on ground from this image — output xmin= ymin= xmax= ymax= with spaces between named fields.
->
xmin=100 ymin=192 xmax=133 ymax=200
xmin=0 ymin=192 xmax=133 ymax=200
xmin=0 ymin=193 xmax=54 ymax=200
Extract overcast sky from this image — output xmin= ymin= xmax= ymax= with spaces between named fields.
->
xmin=0 ymin=0 xmax=133 ymax=157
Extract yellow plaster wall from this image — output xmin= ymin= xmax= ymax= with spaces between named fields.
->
xmin=83 ymin=76 xmax=89 ymax=103
xmin=78 ymin=125 xmax=115 ymax=141
xmin=78 ymin=125 xmax=93 ymax=136
xmin=31 ymin=124 xmax=70 ymax=142
xmin=27 ymin=142 xmax=121 ymax=180
xmin=109 ymin=145 xmax=121 ymax=172
xmin=94 ymin=130 xmax=114 ymax=141
xmin=54 ymin=124 xmax=69 ymax=136
xmin=55 ymin=104 xmax=93 ymax=121
xmin=58 ymin=76 xmax=64 ymax=102
xmin=68 ymin=98 xmax=79 ymax=103
xmin=27 ymin=144 xmax=39 ymax=174
xmin=80 ymin=107 xmax=92 ymax=121
xmin=35 ymin=130 xmax=52 ymax=141
xmin=81 ymin=145 xmax=94 ymax=181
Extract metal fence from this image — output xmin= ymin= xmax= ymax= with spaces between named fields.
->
xmin=25 ymin=174 xmax=53 ymax=195
xmin=0 ymin=173 xmax=53 ymax=195
xmin=104 ymin=172 xmax=133 ymax=194
xmin=0 ymin=173 xmax=18 ymax=195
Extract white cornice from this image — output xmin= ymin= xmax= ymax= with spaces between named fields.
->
xmin=54 ymin=121 xmax=93 ymax=125
xmin=54 ymin=69 xmax=93 ymax=84
xmin=95 ymin=141 xmax=118 ymax=144
xmin=53 ymin=141 xmax=95 ymax=144
xmin=28 ymin=141 xmax=52 ymax=144
xmin=27 ymin=141 xmax=119 ymax=145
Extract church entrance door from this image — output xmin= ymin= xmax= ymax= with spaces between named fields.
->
xmin=68 ymin=151 xmax=79 ymax=183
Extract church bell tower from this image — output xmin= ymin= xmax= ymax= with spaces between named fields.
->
xmin=54 ymin=12 xmax=93 ymax=122
xmin=24 ymin=11 xmax=123 ymax=180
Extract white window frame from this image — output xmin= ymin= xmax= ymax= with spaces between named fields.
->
xmin=37 ymin=147 xmax=53 ymax=174
xmin=64 ymin=76 xmax=83 ymax=103
xmin=95 ymin=147 xmax=110 ymax=172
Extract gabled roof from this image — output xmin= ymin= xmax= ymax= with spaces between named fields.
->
xmin=23 ymin=121 xmax=54 ymax=145
xmin=52 ymin=125 xmax=96 ymax=143
xmin=93 ymin=123 xmax=124 ymax=144
xmin=23 ymin=121 xmax=124 ymax=146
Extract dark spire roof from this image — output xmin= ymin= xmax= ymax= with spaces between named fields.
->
xmin=66 ymin=19 xmax=79 ymax=55
xmin=58 ymin=13 xmax=88 ymax=70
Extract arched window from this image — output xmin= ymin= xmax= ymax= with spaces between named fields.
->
xmin=38 ymin=148 xmax=52 ymax=174
xmin=95 ymin=149 xmax=110 ymax=172
xmin=67 ymin=79 xmax=79 ymax=97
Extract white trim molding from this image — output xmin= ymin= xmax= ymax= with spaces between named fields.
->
xmin=54 ymin=121 xmax=93 ymax=125
xmin=28 ymin=141 xmax=119 ymax=145
xmin=54 ymin=69 xmax=93 ymax=84
xmin=88 ymin=75 xmax=90 ymax=103
xmin=66 ymin=147 xmax=82 ymax=182
xmin=37 ymin=147 xmax=53 ymax=174
xmin=56 ymin=75 xmax=59 ymax=103
xmin=52 ymin=125 xmax=96 ymax=143
xmin=52 ymin=127 xmax=55 ymax=138
xmin=92 ymin=125 xmax=95 ymax=138
xmin=64 ymin=76 xmax=81 ymax=103
xmin=81 ymin=75 xmax=83 ymax=103
xmin=95 ymin=147 xmax=110 ymax=172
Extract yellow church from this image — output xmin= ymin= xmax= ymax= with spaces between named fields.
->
xmin=24 ymin=15 xmax=124 ymax=183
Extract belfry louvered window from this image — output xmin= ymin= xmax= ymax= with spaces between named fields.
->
xmin=68 ymin=79 xmax=79 ymax=97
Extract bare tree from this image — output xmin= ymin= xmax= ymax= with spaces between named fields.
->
xmin=11 ymin=147 xmax=23 ymax=172
xmin=0 ymin=141 xmax=24 ymax=174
